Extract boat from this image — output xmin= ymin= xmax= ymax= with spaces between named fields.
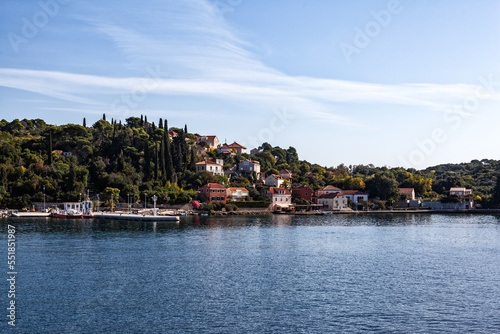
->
xmin=51 ymin=199 xmax=94 ymax=219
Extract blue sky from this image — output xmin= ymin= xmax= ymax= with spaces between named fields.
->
xmin=1 ymin=0 xmax=500 ymax=169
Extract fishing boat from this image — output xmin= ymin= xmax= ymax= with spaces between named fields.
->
xmin=51 ymin=199 xmax=94 ymax=219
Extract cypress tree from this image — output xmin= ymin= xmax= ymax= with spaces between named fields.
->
xmin=103 ymin=113 xmax=106 ymax=121
xmin=83 ymin=117 xmax=86 ymax=127
xmin=159 ymin=118 xmax=163 ymax=129
xmin=189 ymin=148 xmax=196 ymax=171
xmin=184 ymin=124 xmax=188 ymax=134
xmin=47 ymin=131 xmax=52 ymax=165
xmin=164 ymin=120 xmax=173 ymax=182
xmin=144 ymin=140 xmax=150 ymax=181
xmin=140 ymin=115 xmax=144 ymax=126
xmin=154 ymin=143 xmax=159 ymax=181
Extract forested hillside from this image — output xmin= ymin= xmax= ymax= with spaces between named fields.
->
xmin=1 ymin=117 xmax=499 ymax=209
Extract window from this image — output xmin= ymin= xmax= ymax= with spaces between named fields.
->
xmin=305 ymin=192 xmax=308 ymax=196
xmin=211 ymin=197 xmax=215 ymax=201
xmin=221 ymin=197 xmax=225 ymax=201
xmin=217 ymin=197 xmax=220 ymax=201
xmin=212 ymin=189 xmax=216 ymax=193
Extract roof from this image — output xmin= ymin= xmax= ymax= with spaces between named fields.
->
xmin=322 ymin=185 xmax=342 ymax=191
xmin=450 ymin=187 xmax=469 ymax=192
xmin=227 ymin=187 xmax=249 ymax=192
xmin=268 ymin=174 xmax=283 ymax=180
xmin=268 ymin=187 xmax=291 ymax=195
xmin=200 ymin=135 xmax=217 ymax=141
xmin=293 ymin=185 xmax=312 ymax=190
xmin=399 ymin=188 xmax=415 ymax=194
xmin=228 ymin=142 xmax=246 ymax=149
xmin=196 ymin=160 xmax=222 ymax=166
xmin=280 ymin=169 xmax=292 ymax=174
xmin=203 ymin=183 xmax=226 ymax=189
xmin=319 ymin=193 xmax=344 ymax=199
xmin=341 ymin=190 xmax=367 ymax=195
xmin=240 ymin=159 xmax=260 ymax=164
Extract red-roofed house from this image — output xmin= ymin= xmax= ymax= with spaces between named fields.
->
xmin=226 ymin=187 xmax=249 ymax=201
xmin=196 ymin=160 xmax=224 ymax=176
xmin=279 ymin=169 xmax=293 ymax=180
xmin=316 ymin=185 xmax=343 ymax=198
xmin=399 ymin=188 xmax=415 ymax=200
xmin=265 ymin=174 xmax=284 ymax=188
xmin=266 ymin=187 xmax=292 ymax=210
xmin=168 ymin=131 xmax=178 ymax=139
xmin=218 ymin=142 xmax=247 ymax=155
xmin=198 ymin=136 xmax=219 ymax=149
xmin=200 ymin=183 xmax=227 ymax=203
xmin=292 ymin=185 xmax=312 ymax=202
xmin=317 ymin=193 xmax=348 ymax=210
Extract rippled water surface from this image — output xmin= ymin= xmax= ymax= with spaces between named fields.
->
xmin=2 ymin=214 xmax=500 ymax=333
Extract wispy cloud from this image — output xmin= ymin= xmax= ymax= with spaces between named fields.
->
xmin=1 ymin=0 xmax=499 ymax=125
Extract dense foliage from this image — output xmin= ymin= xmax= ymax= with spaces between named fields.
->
xmin=1 ymin=117 xmax=499 ymax=209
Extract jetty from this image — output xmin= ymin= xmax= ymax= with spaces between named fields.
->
xmin=94 ymin=212 xmax=180 ymax=221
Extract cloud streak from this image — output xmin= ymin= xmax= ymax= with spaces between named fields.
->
xmin=1 ymin=0 xmax=499 ymax=125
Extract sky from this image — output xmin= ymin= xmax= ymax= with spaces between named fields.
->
xmin=1 ymin=0 xmax=500 ymax=169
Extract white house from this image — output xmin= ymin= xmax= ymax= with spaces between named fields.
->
xmin=450 ymin=187 xmax=472 ymax=196
xmin=198 ymin=136 xmax=219 ymax=149
xmin=279 ymin=169 xmax=293 ymax=180
xmin=317 ymin=193 xmax=348 ymax=211
xmin=196 ymin=160 xmax=224 ymax=176
xmin=238 ymin=159 xmax=261 ymax=174
xmin=265 ymin=174 xmax=284 ymax=188
xmin=341 ymin=190 xmax=368 ymax=203
xmin=226 ymin=187 xmax=249 ymax=201
xmin=266 ymin=187 xmax=292 ymax=210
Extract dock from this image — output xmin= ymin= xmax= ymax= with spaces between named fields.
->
xmin=11 ymin=212 xmax=51 ymax=218
xmin=94 ymin=212 xmax=180 ymax=221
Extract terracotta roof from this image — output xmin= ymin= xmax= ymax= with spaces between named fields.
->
xmin=293 ymin=185 xmax=312 ymax=190
xmin=341 ymin=190 xmax=367 ymax=195
xmin=228 ymin=142 xmax=246 ymax=149
xmin=203 ymin=183 xmax=226 ymax=189
xmin=322 ymin=185 xmax=342 ymax=191
xmin=319 ymin=193 xmax=343 ymax=199
xmin=269 ymin=174 xmax=283 ymax=180
xmin=196 ymin=160 xmax=222 ymax=165
xmin=399 ymin=188 xmax=414 ymax=194
xmin=280 ymin=169 xmax=292 ymax=174
xmin=268 ymin=187 xmax=291 ymax=195
xmin=227 ymin=187 xmax=249 ymax=192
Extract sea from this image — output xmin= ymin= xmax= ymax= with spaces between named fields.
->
xmin=2 ymin=213 xmax=500 ymax=333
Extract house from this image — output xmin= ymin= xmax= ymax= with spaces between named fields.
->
xmin=250 ymin=148 xmax=260 ymax=155
xmin=292 ymin=185 xmax=313 ymax=202
xmin=266 ymin=187 xmax=292 ymax=210
xmin=238 ymin=159 xmax=261 ymax=175
xmin=317 ymin=193 xmax=348 ymax=211
xmin=279 ymin=169 xmax=293 ymax=180
xmin=200 ymin=183 xmax=227 ymax=203
xmin=265 ymin=174 xmax=284 ymax=188
xmin=450 ymin=187 xmax=472 ymax=196
xmin=226 ymin=187 xmax=249 ymax=201
xmin=196 ymin=160 xmax=224 ymax=176
xmin=341 ymin=190 xmax=368 ymax=203
xmin=218 ymin=142 xmax=247 ymax=155
xmin=399 ymin=188 xmax=415 ymax=200
xmin=63 ymin=152 xmax=73 ymax=157
xmin=198 ymin=135 xmax=219 ymax=149
xmin=316 ymin=185 xmax=343 ymax=198
xmin=168 ymin=131 xmax=178 ymax=139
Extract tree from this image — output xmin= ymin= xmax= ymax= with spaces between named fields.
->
xmin=83 ymin=118 xmax=86 ymax=127
xmin=164 ymin=120 xmax=174 ymax=182
xmin=365 ymin=172 xmax=398 ymax=200
xmin=103 ymin=113 xmax=106 ymax=121
xmin=47 ymin=131 xmax=52 ymax=165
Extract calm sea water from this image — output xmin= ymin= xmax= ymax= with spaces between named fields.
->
xmin=2 ymin=214 xmax=500 ymax=333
